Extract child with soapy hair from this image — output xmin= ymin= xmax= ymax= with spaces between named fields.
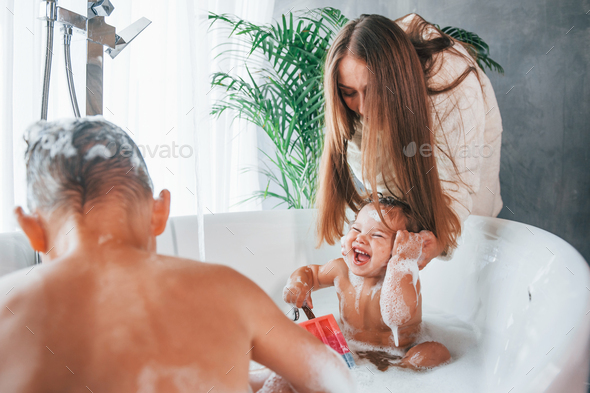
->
xmin=284 ymin=195 xmax=451 ymax=370
xmin=0 ymin=117 xmax=354 ymax=393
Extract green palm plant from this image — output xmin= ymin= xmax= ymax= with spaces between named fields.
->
xmin=208 ymin=8 xmax=502 ymax=209
xmin=208 ymin=8 xmax=349 ymax=209
xmin=435 ymin=25 xmax=504 ymax=74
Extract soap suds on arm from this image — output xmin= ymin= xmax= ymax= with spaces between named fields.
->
xmin=379 ymin=254 xmax=421 ymax=347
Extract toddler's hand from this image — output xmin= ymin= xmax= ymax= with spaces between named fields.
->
xmin=282 ymin=275 xmax=314 ymax=309
xmin=391 ymin=230 xmax=423 ymax=261
xmin=416 ymin=230 xmax=441 ymax=270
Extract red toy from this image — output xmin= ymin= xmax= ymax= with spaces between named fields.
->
xmin=298 ymin=309 xmax=356 ymax=368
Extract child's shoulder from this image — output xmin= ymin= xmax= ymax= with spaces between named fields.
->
xmin=155 ymin=254 xmax=267 ymax=310
xmin=156 ymin=254 xmax=251 ymax=286
xmin=326 ymin=257 xmax=350 ymax=276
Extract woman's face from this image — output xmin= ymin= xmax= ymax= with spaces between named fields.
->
xmin=337 ymin=55 xmax=369 ymax=117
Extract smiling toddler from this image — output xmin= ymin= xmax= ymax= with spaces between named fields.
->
xmin=284 ymin=196 xmax=451 ymax=370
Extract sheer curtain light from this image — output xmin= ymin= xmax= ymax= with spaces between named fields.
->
xmin=102 ymin=0 xmax=274 ymax=220
xmin=0 ymin=0 xmax=85 ymax=233
xmin=0 ymin=0 xmax=275 ymax=249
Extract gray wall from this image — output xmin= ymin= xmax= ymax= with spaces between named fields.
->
xmin=269 ymin=0 xmax=590 ymax=262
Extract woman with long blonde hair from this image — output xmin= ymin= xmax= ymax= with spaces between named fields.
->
xmin=316 ymin=13 xmax=503 ymax=267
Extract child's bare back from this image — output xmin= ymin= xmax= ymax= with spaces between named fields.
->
xmin=0 ymin=249 xmax=266 ymax=392
xmin=284 ymin=198 xmax=451 ymax=370
xmin=0 ymin=117 xmax=355 ymax=393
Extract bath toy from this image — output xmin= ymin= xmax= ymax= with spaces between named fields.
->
xmin=296 ymin=305 xmax=356 ymax=369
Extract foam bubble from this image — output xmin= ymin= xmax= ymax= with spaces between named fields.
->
xmin=370 ymin=279 xmax=383 ymax=300
xmin=85 ymin=144 xmax=114 ymax=161
xmin=341 ymin=317 xmax=360 ymax=338
xmin=257 ymin=343 xmax=356 ymax=393
xmin=282 ymin=280 xmax=301 ymax=303
xmin=283 ymin=272 xmax=313 ymax=306
xmin=257 ymin=373 xmax=292 ymax=393
xmin=367 ymin=209 xmax=388 ymax=223
xmin=98 ymin=234 xmax=114 ymax=245
xmin=379 ymin=255 xmax=421 ymax=347
xmin=136 ymin=362 xmax=205 ymax=393
xmin=49 ymin=131 xmax=77 ymax=158
xmin=348 ymin=270 xmax=364 ymax=313
xmin=305 ymin=343 xmax=356 ymax=393
xmin=347 ymin=337 xmax=406 ymax=358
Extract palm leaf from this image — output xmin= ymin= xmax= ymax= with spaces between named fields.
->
xmin=436 ymin=25 xmax=505 ymax=75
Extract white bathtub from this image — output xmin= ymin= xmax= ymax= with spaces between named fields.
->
xmin=2 ymin=209 xmax=589 ymax=392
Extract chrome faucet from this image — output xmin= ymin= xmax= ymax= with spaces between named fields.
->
xmin=39 ymin=0 xmax=151 ymax=119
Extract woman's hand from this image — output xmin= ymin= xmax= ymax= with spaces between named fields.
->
xmin=417 ymin=230 xmax=445 ymax=270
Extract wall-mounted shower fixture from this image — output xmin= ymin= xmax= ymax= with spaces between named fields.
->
xmin=38 ymin=1 xmax=151 ymax=119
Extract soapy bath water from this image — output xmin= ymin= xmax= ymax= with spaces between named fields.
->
xmin=306 ymin=287 xmax=484 ymax=393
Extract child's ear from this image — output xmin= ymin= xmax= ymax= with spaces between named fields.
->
xmin=151 ymin=189 xmax=171 ymax=237
xmin=14 ymin=207 xmax=47 ymax=253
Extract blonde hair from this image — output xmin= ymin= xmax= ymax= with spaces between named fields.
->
xmin=316 ymin=13 xmax=482 ymax=255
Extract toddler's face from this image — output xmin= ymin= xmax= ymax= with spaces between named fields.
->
xmin=343 ymin=204 xmax=407 ymax=278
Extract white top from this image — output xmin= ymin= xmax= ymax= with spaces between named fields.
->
xmin=347 ymin=14 xmax=503 ymax=258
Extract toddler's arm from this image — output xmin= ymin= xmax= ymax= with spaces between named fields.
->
xmin=283 ymin=258 xmax=346 ymax=309
xmin=380 ymin=230 xmax=422 ymax=343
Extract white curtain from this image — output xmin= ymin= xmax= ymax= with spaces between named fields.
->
xmin=0 ymin=0 xmax=274 ymax=253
